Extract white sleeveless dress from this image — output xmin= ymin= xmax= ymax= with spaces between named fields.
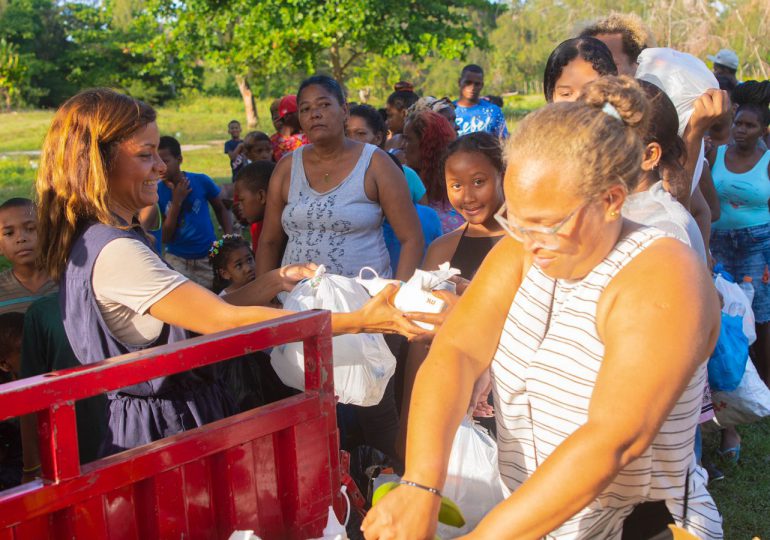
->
xmin=281 ymin=143 xmax=392 ymax=278
xmin=491 ymin=226 xmax=723 ymax=539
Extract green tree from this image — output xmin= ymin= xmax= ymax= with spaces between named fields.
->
xmin=135 ymin=0 xmax=488 ymax=127
xmin=0 ymin=37 xmax=25 ymax=109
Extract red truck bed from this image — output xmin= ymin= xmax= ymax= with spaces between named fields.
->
xmin=0 ymin=311 xmax=342 ymax=539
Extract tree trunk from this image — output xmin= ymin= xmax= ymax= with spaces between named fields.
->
xmin=329 ymin=43 xmax=345 ymax=82
xmin=236 ymin=74 xmax=258 ymax=128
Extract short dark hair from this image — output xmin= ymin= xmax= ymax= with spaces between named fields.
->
xmin=543 ymin=37 xmax=617 ymax=102
xmin=158 ymin=135 xmax=182 ymax=158
xmin=443 ymin=131 xmax=504 ymax=176
xmin=235 ymin=160 xmax=275 ymax=193
xmin=349 ymin=104 xmax=387 ymax=141
xmin=298 ymin=74 xmax=346 ymax=106
xmin=461 ymin=64 xmax=484 ymax=77
xmin=386 ymin=90 xmax=419 ymax=111
xmin=0 ymin=198 xmax=34 ymax=213
xmin=228 ymin=120 xmax=241 ymax=127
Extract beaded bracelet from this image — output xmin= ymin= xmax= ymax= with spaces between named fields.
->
xmin=399 ymin=479 xmax=442 ymax=498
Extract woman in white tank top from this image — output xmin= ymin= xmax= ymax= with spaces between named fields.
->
xmin=256 ymin=75 xmax=424 ymax=282
xmin=363 ymin=91 xmax=722 ymax=537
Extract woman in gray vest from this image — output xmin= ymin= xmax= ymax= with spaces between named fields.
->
xmin=35 ymin=88 xmax=427 ymax=456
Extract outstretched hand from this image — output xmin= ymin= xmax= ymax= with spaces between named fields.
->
xmin=278 ymin=262 xmax=318 ymax=291
xmin=358 ymin=284 xmax=431 ymax=340
xmin=403 ymin=290 xmax=460 ymax=343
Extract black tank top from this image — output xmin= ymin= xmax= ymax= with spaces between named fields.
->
xmin=449 ymin=225 xmax=504 ymax=279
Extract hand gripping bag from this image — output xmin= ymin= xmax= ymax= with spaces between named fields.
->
xmin=270 ymin=265 xmax=396 ymax=406
xmin=636 ymin=47 xmax=719 ymax=192
xmin=436 ymin=416 xmax=509 ymax=539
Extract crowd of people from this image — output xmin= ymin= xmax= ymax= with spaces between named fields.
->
xmin=1 ymin=10 xmax=769 ymax=539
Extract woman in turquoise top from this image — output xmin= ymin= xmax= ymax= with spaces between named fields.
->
xmin=709 ymin=101 xmax=770 ymax=385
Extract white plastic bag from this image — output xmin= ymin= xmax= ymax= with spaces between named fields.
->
xmin=636 ymin=48 xmax=718 ymax=137
xmin=270 ymin=265 xmax=396 ymax=406
xmin=356 ymin=263 xmax=460 ymax=330
xmin=436 ymin=417 xmax=509 ymax=539
xmin=714 ymin=274 xmax=756 ymax=345
xmin=712 ymin=360 xmax=770 ymax=427
xmin=636 ymin=47 xmax=718 ymax=192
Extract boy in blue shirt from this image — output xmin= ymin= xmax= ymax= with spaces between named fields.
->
xmin=158 ymin=136 xmax=232 ymax=288
xmin=454 ymin=64 xmax=508 ymax=139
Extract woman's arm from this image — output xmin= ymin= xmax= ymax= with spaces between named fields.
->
xmin=699 ymin=164 xmax=720 ymax=223
xmin=362 ymin=237 xmax=525 ymax=539
xmin=420 ymin=230 xmax=461 ymax=271
xmin=371 ymin=151 xmax=424 ymax=281
xmin=255 ymin=157 xmax=291 ymax=276
xmin=464 ymin=240 xmax=720 ymax=539
xmin=150 ymin=279 xmax=428 ymax=340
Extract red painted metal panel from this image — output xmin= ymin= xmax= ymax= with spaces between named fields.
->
xmin=12 ymin=514 xmax=51 ymax=539
xmin=54 ymin=496 xmax=108 ymax=540
xmin=181 ymin=458 xmax=216 ymax=540
xmin=104 ymin=484 xmax=139 ymax=540
xmin=37 ymin=401 xmax=80 ymax=482
xmin=0 ymin=310 xmax=338 ymax=539
xmin=0 ymin=312 xmax=330 ymax=420
xmin=251 ymin=434 xmax=284 ymax=539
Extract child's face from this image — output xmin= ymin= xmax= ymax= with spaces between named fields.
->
xmin=244 ymin=140 xmax=273 ymax=162
xmin=0 ymin=205 xmax=38 ymax=266
xmin=234 ymin=183 xmax=267 ymax=223
xmin=158 ymin=148 xmax=183 ymax=183
xmin=220 ymin=246 xmax=256 ymax=289
xmin=228 ymin=123 xmax=242 ymax=139
xmin=0 ymin=350 xmax=20 ymax=379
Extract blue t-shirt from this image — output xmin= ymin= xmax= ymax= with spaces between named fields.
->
xmin=454 ymin=100 xmax=508 ymax=139
xmin=383 ymin=204 xmax=443 ymax=275
xmin=157 ymin=171 xmax=220 ymax=259
xmin=404 ymin=166 xmax=427 ymax=204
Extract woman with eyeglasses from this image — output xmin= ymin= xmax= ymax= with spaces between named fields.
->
xmin=363 ymin=85 xmax=722 ymax=537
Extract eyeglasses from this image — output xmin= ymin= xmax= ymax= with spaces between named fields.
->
xmin=493 ymin=199 xmax=592 ymax=250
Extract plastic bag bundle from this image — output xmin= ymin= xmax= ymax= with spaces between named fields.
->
xmin=636 ymin=47 xmax=718 ymax=192
xmin=436 ymin=417 xmax=509 ymax=539
xmin=714 ymin=273 xmax=756 ymax=344
xmin=707 ymin=312 xmax=749 ymax=392
xmin=636 ymin=48 xmax=718 ymax=137
xmin=356 ymin=263 xmax=461 ymax=330
xmin=712 ymin=361 xmax=770 ymax=427
xmin=270 ymin=265 xmax=396 ymax=406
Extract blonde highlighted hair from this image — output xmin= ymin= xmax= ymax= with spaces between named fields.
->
xmin=36 ymin=88 xmax=156 ymax=280
xmin=506 ymin=77 xmax=649 ymax=198
xmin=579 ymin=13 xmax=656 ymax=64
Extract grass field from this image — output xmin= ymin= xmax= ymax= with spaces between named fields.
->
xmin=1 ymin=94 xmax=769 ymax=537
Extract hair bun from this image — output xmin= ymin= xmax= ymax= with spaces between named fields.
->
xmin=579 ymin=75 xmax=649 ymax=130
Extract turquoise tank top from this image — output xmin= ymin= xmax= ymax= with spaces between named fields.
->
xmin=712 ymin=145 xmax=770 ymax=230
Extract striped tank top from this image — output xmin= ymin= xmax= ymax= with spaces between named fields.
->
xmin=491 ymin=226 xmax=723 ymax=539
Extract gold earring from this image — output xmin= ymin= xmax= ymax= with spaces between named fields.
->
xmin=610 ymin=210 xmax=619 ymax=218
